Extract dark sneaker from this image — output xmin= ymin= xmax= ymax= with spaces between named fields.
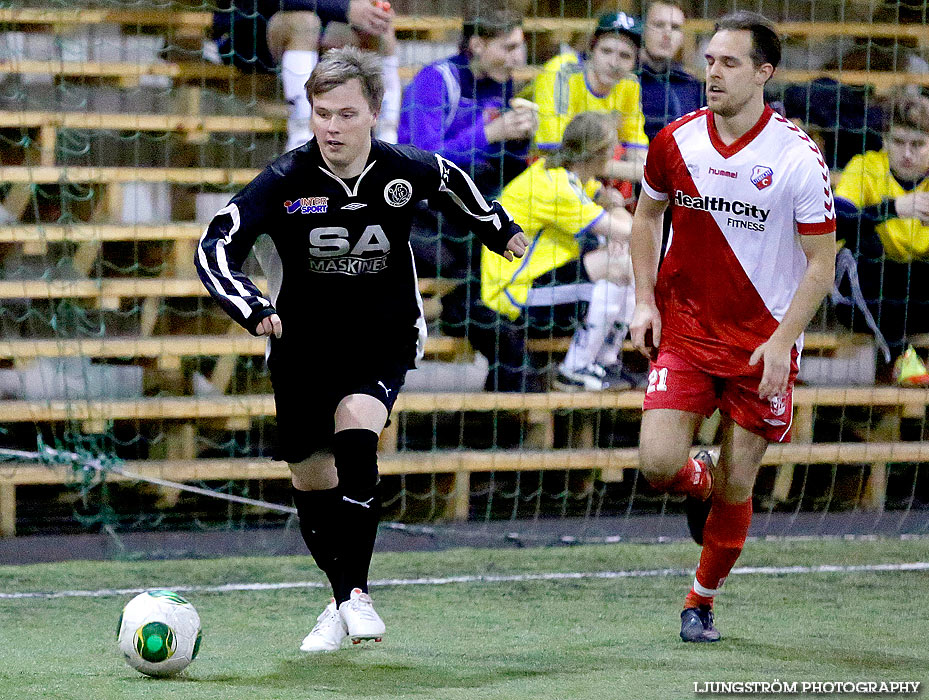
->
xmin=685 ymin=449 xmax=716 ymax=545
xmin=554 ymin=363 xmax=631 ymax=392
xmin=616 ymin=366 xmax=649 ymax=388
xmin=680 ymin=606 xmax=721 ymax=643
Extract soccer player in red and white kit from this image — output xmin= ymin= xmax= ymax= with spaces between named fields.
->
xmin=629 ymin=11 xmax=837 ymax=642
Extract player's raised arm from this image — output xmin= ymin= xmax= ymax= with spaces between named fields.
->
xmin=430 ymin=153 xmax=527 ymax=259
xmin=195 ymin=185 xmax=278 ymax=336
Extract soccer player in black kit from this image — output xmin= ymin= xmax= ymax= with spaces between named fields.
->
xmin=196 ymin=46 xmax=528 ymax=652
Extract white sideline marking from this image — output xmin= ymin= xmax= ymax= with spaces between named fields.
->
xmin=1 ymin=562 xmax=927 ymax=601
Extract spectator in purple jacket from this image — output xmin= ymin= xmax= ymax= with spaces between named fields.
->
xmin=398 ymin=7 xmax=535 ymax=194
xmin=398 ymin=8 xmax=542 ymax=391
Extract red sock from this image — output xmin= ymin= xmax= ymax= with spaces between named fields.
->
xmin=684 ymin=498 xmax=753 ymax=610
xmin=651 ymin=457 xmax=712 ymax=499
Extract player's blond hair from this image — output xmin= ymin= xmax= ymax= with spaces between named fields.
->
xmin=306 ymin=46 xmax=384 ymax=115
xmin=545 ymin=112 xmax=616 ymax=170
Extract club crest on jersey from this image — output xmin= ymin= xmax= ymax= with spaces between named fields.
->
xmin=751 ymin=166 xmax=774 ymax=191
xmin=384 ymin=179 xmax=412 ymax=207
xmin=284 ymin=197 xmax=328 ymax=214
xmin=769 ymin=394 xmax=787 ymax=417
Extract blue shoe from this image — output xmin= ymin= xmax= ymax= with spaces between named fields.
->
xmin=685 ymin=450 xmax=715 ymax=545
xmin=680 ymin=606 xmax=721 ymax=642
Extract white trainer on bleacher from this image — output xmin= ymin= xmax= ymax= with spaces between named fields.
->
xmin=339 ymin=588 xmax=385 ymax=643
xmin=300 ymin=599 xmax=348 ymax=653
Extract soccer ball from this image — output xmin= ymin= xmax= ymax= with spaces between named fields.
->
xmin=117 ymin=590 xmax=202 ymax=677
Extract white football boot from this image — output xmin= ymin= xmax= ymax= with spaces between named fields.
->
xmin=300 ymin=599 xmax=348 ymax=652
xmin=338 ymin=588 xmax=385 ymax=643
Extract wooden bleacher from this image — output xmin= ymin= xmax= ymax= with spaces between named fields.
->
xmin=1 ymin=9 xmax=925 ymax=41
xmin=0 ymin=11 xmax=926 ymax=91
xmin=0 ymin=330 xmax=912 ymax=365
xmin=3 ymin=60 xmax=928 ymax=92
xmin=1 ymin=9 xmax=928 ymax=536
xmin=0 ymin=386 xmax=927 ymax=534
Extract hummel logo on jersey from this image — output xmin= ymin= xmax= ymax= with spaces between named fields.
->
xmin=342 ymin=202 xmax=367 ymax=210
xmin=342 ymin=495 xmax=374 ymax=509
xmin=674 ymin=191 xmax=770 ymax=222
xmin=709 ymin=167 xmax=737 ymax=179
xmin=377 ymin=380 xmax=393 ymax=398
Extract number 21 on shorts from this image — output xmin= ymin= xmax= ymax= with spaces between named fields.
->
xmin=647 ymin=367 xmax=669 ymax=394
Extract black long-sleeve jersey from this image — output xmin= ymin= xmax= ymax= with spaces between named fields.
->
xmin=196 ymin=138 xmax=520 ymax=365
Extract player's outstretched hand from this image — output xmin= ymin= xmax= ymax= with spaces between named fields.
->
xmin=749 ymin=338 xmax=791 ymax=400
xmin=630 ymin=302 xmax=660 ymax=360
xmin=503 ymin=231 xmax=529 ymax=261
xmin=255 ymin=313 xmax=282 ymax=338
xmin=348 ymin=0 xmax=393 ymax=36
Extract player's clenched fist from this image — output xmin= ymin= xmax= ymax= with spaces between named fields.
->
xmin=503 ymin=230 xmax=529 ymax=261
xmin=255 ymin=313 xmax=282 ymax=338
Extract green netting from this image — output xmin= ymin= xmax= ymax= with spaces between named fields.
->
xmin=0 ymin=0 xmax=927 ymax=544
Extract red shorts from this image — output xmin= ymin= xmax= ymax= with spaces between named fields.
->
xmin=642 ymin=349 xmax=796 ymax=443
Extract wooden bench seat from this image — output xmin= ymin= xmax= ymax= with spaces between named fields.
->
xmin=0 ymin=384 xmax=925 ymax=534
xmin=6 ymin=442 xmax=927 ymax=485
xmin=0 ymin=9 xmax=923 ymax=41
xmin=0 ymin=223 xmax=203 ymax=244
xmin=0 ymin=111 xmax=284 ymax=134
xmin=0 ymin=276 xmax=452 ymax=300
xmin=0 ymin=333 xmax=470 ymax=364
xmin=0 ymin=330 xmax=917 ymax=365
xmin=0 ymin=386 xmax=926 ymax=423
xmin=2 ymin=439 xmax=927 ymax=535
xmin=3 ymin=59 xmax=927 ymax=92
xmin=0 ymin=166 xmax=259 ymax=186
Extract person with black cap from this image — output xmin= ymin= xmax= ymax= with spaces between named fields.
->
xmin=529 ymin=11 xmax=649 ymax=183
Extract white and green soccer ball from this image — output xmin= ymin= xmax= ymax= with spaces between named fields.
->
xmin=117 ymin=590 xmax=202 ymax=677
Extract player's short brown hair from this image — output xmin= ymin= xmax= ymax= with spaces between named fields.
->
xmin=714 ymin=10 xmax=781 ymax=69
xmin=881 ymin=90 xmax=929 ymax=134
xmin=305 ymin=46 xmax=384 ymax=115
xmin=459 ymin=7 xmax=524 ymax=55
xmin=545 ymin=112 xmax=615 ymax=170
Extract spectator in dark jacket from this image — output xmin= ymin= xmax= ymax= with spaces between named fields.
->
xmin=638 ymin=0 xmax=702 ymax=141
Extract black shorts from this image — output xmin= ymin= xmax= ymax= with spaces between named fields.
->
xmin=266 ymin=334 xmax=415 ymax=462
xmin=526 ymin=257 xmax=593 ymax=336
xmin=214 ymin=3 xmax=276 ymax=74
xmin=213 ymin=0 xmax=335 ymax=74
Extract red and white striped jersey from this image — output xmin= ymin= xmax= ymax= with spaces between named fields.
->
xmin=641 ymin=105 xmax=836 ymax=376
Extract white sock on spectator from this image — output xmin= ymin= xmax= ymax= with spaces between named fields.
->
xmin=563 ymin=279 xmax=626 ymax=371
xmin=375 ymin=54 xmax=401 ymax=143
xmin=282 ymin=49 xmax=317 ymax=151
xmin=595 ymin=284 xmax=636 ymax=366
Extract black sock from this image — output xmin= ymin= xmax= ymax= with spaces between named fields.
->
xmin=332 ymin=429 xmax=381 ymax=605
xmin=334 ymin=487 xmax=381 ymax=604
xmin=292 ymin=486 xmax=343 ymax=597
